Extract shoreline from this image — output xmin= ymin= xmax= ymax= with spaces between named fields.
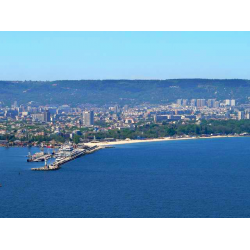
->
xmin=84 ymin=135 xmax=243 ymax=147
xmin=0 ymin=135 xmax=246 ymax=148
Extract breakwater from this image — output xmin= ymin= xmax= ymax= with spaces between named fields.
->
xmin=31 ymin=146 xmax=101 ymax=171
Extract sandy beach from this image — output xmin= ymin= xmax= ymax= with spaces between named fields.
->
xmin=84 ymin=135 xmax=237 ymax=147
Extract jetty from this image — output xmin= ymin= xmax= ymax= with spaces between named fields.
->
xmin=31 ymin=145 xmax=101 ymax=171
xmin=27 ymin=152 xmax=53 ymax=162
xmin=85 ymin=145 xmax=103 ymax=154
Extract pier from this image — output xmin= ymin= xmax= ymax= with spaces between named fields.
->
xmin=27 ymin=151 xmax=53 ymax=162
xmin=27 ymin=154 xmax=52 ymax=162
xmin=31 ymin=145 xmax=101 ymax=171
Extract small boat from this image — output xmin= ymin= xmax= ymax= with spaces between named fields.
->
xmin=0 ymin=184 xmax=2 ymax=187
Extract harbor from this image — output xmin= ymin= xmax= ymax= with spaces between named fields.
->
xmin=27 ymin=151 xmax=53 ymax=162
xmin=30 ymin=144 xmax=102 ymax=171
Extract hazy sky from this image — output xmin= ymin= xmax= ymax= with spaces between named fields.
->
xmin=1 ymin=32 xmax=250 ymax=80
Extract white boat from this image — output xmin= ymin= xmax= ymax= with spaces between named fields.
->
xmin=60 ymin=144 xmax=74 ymax=151
xmin=55 ymin=143 xmax=74 ymax=157
xmin=55 ymin=157 xmax=65 ymax=162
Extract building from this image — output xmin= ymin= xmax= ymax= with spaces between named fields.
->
xmin=197 ymin=99 xmax=206 ymax=108
xmin=225 ymin=99 xmax=231 ymax=106
xmin=58 ymin=105 xmax=71 ymax=114
xmin=124 ymin=118 xmax=135 ymax=124
xmin=83 ymin=111 xmax=94 ymax=126
xmin=31 ymin=110 xmax=50 ymax=123
xmin=0 ymin=140 xmax=8 ymax=146
xmin=214 ymin=101 xmax=220 ymax=108
xmin=190 ymin=99 xmax=197 ymax=107
xmin=114 ymin=105 xmax=120 ymax=113
xmin=177 ymin=99 xmax=182 ymax=106
xmin=13 ymin=101 xmax=18 ymax=109
xmin=246 ymin=113 xmax=250 ymax=119
xmin=225 ymin=111 xmax=230 ymax=119
xmin=225 ymin=99 xmax=236 ymax=106
xmin=31 ymin=113 xmax=45 ymax=122
xmin=182 ymin=99 xmax=188 ymax=106
xmin=207 ymin=99 xmax=216 ymax=108
xmin=231 ymin=100 xmax=236 ymax=107
xmin=44 ymin=110 xmax=51 ymax=122
xmin=238 ymin=111 xmax=244 ymax=120
xmin=154 ymin=115 xmax=182 ymax=123
xmin=5 ymin=110 xmax=18 ymax=119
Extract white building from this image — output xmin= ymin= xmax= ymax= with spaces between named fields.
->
xmin=238 ymin=111 xmax=244 ymax=120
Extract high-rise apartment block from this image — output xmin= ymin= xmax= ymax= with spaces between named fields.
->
xmin=190 ymin=99 xmax=197 ymax=107
xmin=238 ymin=111 xmax=244 ymax=120
xmin=83 ymin=111 xmax=94 ymax=126
xmin=182 ymin=99 xmax=188 ymax=106
xmin=207 ymin=99 xmax=216 ymax=108
xmin=197 ymin=99 xmax=206 ymax=107
xmin=177 ymin=99 xmax=182 ymax=106
xmin=231 ymin=99 xmax=236 ymax=106
xmin=225 ymin=99 xmax=236 ymax=106
xmin=214 ymin=101 xmax=220 ymax=108
xmin=44 ymin=110 xmax=51 ymax=122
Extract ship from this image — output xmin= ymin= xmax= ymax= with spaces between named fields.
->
xmin=54 ymin=143 xmax=85 ymax=163
xmin=55 ymin=143 xmax=74 ymax=157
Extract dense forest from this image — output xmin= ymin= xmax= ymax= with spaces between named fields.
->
xmin=1 ymin=79 xmax=250 ymax=106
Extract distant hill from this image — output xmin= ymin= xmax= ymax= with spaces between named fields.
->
xmin=0 ymin=79 xmax=250 ymax=106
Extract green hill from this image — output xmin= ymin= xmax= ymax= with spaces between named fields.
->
xmin=0 ymin=79 xmax=249 ymax=106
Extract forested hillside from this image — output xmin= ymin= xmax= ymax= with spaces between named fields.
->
xmin=1 ymin=79 xmax=250 ymax=106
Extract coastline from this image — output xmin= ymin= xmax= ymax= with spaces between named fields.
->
xmin=0 ymin=135 xmax=246 ymax=148
xmin=84 ymin=135 xmax=241 ymax=147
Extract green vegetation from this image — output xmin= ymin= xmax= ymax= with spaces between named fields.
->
xmin=86 ymin=120 xmax=250 ymax=139
xmin=1 ymin=79 xmax=250 ymax=106
xmin=2 ymin=120 xmax=250 ymax=144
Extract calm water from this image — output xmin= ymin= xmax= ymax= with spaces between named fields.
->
xmin=1 ymin=137 xmax=250 ymax=218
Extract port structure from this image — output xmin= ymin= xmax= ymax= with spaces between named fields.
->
xmin=31 ymin=145 xmax=101 ymax=171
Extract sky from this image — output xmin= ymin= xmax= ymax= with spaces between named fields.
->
xmin=0 ymin=31 xmax=250 ymax=81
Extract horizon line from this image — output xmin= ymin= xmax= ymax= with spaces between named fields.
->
xmin=1 ymin=78 xmax=250 ymax=82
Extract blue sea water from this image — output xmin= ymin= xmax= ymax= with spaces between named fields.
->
xmin=1 ymin=137 xmax=250 ymax=218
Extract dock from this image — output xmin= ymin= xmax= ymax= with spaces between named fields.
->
xmin=31 ymin=164 xmax=61 ymax=171
xmin=31 ymin=146 xmax=101 ymax=171
xmin=85 ymin=145 xmax=103 ymax=154
xmin=27 ymin=152 xmax=53 ymax=162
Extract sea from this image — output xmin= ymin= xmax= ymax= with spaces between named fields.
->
xmin=1 ymin=137 xmax=250 ymax=218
